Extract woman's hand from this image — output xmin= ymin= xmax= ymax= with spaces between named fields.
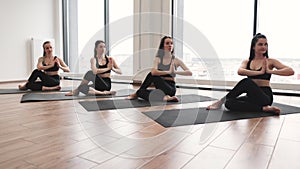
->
xmin=54 ymin=57 xmax=61 ymax=68
xmin=264 ymin=58 xmax=272 ymax=74
xmin=260 ymin=58 xmax=267 ymax=74
xmin=108 ymin=57 xmax=113 ymax=70
xmin=266 ymin=58 xmax=294 ymax=76
xmin=55 ymin=57 xmax=70 ymax=72
xmin=169 ymin=59 xmax=175 ymax=74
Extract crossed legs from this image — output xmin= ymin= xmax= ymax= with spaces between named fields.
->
xmin=65 ymin=71 xmax=115 ymax=96
xmin=127 ymin=72 xmax=178 ymax=102
xmin=18 ymin=69 xmax=60 ymax=91
xmin=207 ymin=78 xmax=280 ymax=114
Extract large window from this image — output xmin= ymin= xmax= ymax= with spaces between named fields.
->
xmin=108 ymin=0 xmax=134 ymax=76
xmin=64 ymin=0 xmax=133 ymax=76
xmin=178 ymin=0 xmax=254 ymax=82
xmin=257 ymin=0 xmax=300 ymax=84
xmin=77 ymin=0 xmax=105 ymax=73
xmin=65 ymin=0 xmax=299 ymax=85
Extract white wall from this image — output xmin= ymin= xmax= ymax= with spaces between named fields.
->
xmin=0 ymin=0 xmax=61 ymax=81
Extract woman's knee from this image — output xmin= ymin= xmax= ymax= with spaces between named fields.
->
xmin=32 ymin=69 xmax=43 ymax=75
xmin=240 ymin=78 xmax=255 ymax=85
xmin=83 ymin=70 xmax=94 ymax=81
xmin=145 ymin=72 xmax=153 ymax=78
xmin=233 ymin=78 xmax=256 ymax=90
xmin=33 ymin=69 xmax=39 ymax=73
xmin=78 ymin=84 xmax=89 ymax=95
xmin=239 ymin=77 xmax=249 ymax=83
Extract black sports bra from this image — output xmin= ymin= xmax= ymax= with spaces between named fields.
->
xmin=157 ymin=57 xmax=176 ymax=78
xmin=96 ymin=56 xmax=111 ymax=74
xmin=246 ymin=60 xmax=271 ymax=80
xmin=43 ymin=56 xmax=59 ymax=72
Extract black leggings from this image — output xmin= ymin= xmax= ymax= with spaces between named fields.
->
xmin=78 ymin=70 xmax=111 ymax=95
xmin=136 ymin=72 xmax=176 ymax=101
xmin=224 ymin=78 xmax=273 ymax=112
xmin=25 ymin=69 xmax=60 ymax=91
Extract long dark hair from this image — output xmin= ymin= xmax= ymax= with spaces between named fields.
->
xmin=156 ymin=36 xmax=174 ymax=59
xmin=42 ymin=41 xmax=51 ymax=56
xmin=249 ymin=33 xmax=268 ymax=60
xmin=94 ymin=40 xmax=105 ymax=58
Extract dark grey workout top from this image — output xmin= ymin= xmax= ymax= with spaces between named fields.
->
xmin=157 ymin=57 xmax=176 ymax=78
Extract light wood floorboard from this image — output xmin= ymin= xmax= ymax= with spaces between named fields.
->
xmin=0 ymin=80 xmax=299 ymax=169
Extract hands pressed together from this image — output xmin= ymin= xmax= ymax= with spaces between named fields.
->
xmin=261 ymin=57 xmax=272 ymax=74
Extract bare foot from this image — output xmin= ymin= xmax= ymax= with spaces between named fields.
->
xmin=92 ymin=90 xmax=116 ymax=96
xmin=102 ymin=90 xmax=116 ymax=95
xmin=42 ymin=85 xmax=61 ymax=91
xmin=263 ymin=105 xmax=281 ymax=115
xmin=163 ymin=95 xmax=179 ymax=102
xmin=206 ymin=100 xmax=224 ymax=110
xmin=18 ymin=84 xmax=27 ymax=90
xmin=109 ymin=90 xmax=117 ymax=95
xmin=65 ymin=89 xmax=79 ymax=96
xmin=127 ymin=93 xmax=137 ymax=100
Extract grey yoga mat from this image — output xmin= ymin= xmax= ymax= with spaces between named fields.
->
xmin=143 ymin=102 xmax=300 ymax=127
xmin=0 ymin=86 xmax=73 ymax=94
xmin=20 ymin=89 xmax=136 ymax=103
xmin=79 ymin=94 xmax=215 ymax=111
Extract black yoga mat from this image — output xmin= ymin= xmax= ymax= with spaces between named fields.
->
xmin=0 ymin=87 xmax=73 ymax=94
xmin=20 ymin=89 xmax=135 ymax=103
xmin=79 ymin=94 xmax=215 ymax=111
xmin=143 ymin=103 xmax=300 ymax=127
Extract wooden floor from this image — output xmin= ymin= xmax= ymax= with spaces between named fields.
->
xmin=0 ymin=79 xmax=300 ymax=169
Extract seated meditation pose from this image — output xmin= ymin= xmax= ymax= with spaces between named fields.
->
xmin=18 ymin=41 xmax=70 ymax=91
xmin=206 ymin=33 xmax=294 ymax=114
xmin=65 ymin=40 xmax=121 ymax=96
xmin=127 ymin=36 xmax=192 ymax=102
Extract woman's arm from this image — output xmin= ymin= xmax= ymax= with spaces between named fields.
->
xmin=56 ymin=57 xmax=70 ymax=72
xmin=90 ymin=57 xmax=111 ymax=74
xmin=151 ymin=57 xmax=172 ymax=76
xmin=174 ymin=58 xmax=192 ymax=76
xmin=267 ymin=58 xmax=294 ymax=76
xmin=36 ymin=57 xmax=54 ymax=71
xmin=109 ymin=57 xmax=122 ymax=74
xmin=36 ymin=57 xmax=45 ymax=70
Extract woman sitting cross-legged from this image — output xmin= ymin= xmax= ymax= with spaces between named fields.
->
xmin=65 ymin=40 xmax=121 ymax=96
xmin=206 ymin=33 xmax=294 ymax=115
xmin=127 ymin=36 xmax=192 ymax=102
xmin=18 ymin=41 xmax=70 ymax=91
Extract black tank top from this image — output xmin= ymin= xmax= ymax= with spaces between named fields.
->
xmin=157 ymin=57 xmax=176 ymax=77
xmin=43 ymin=56 xmax=59 ymax=72
xmin=96 ymin=56 xmax=111 ymax=74
xmin=246 ymin=60 xmax=271 ymax=80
